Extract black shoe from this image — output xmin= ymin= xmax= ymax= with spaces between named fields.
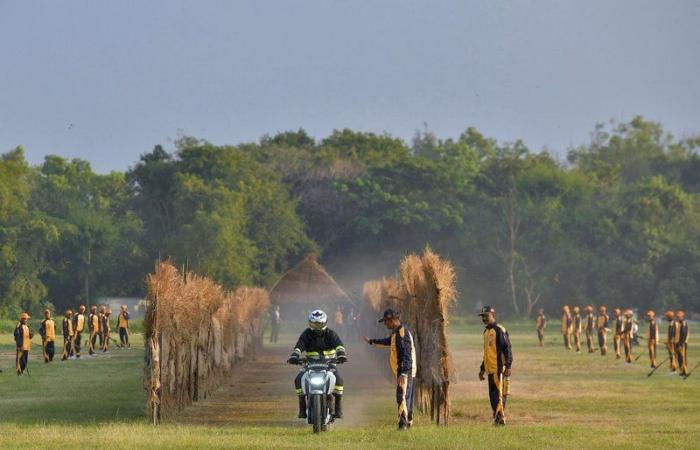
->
xmin=333 ymin=394 xmax=343 ymax=419
xmin=494 ymin=414 xmax=506 ymax=426
xmin=397 ymin=423 xmax=408 ymax=431
xmin=298 ymin=396 xmax=307 ymax=419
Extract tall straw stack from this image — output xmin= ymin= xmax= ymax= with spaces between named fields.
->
xmin=144 ymin=262 xmax=270 ymax=423
xmin=360 ymin=247 xmax=456 ymax=425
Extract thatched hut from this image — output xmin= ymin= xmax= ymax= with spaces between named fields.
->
xmin=270 ymin=254 xmax=353 ymax=321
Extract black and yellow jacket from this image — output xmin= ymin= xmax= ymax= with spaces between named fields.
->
xmin=14 ymin=323 xmax=32 ymax=351
xmin=118 ymin=312 xmax=130 ymax=329
xmin=39 ymin=319 xmax=56 ymax=342
xmin=677 ymin=320 xmax=689 ymax=345
xmin=74 ymin=313 xmax=85 ymax=333
xmin=63 ymin=318 xmax=74 ymax=339
xmin=585 ymin=314 xmax=595 ymax=332
xmin=291 ymin=328 xmax=346 ymax=360
xmin=481 ymin=323 xmax=513 ymax=375
xmin=369 ymin=323 xmax=417 ymax=377
xmin=597 ymin=314 xmax=609 ymax=331
xmin=536 ymin=314 xmax=546 ymax=330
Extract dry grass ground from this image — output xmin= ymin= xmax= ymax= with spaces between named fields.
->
xmin=0 ymin=320 xmax=697 ymax=449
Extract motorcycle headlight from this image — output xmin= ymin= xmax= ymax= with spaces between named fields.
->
xmin=309 ymin=376 xmax=325 ymax=386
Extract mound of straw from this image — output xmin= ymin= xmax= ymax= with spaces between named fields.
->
xmin=144 ymin=262 xmax=270 ymax=424
xmin=361 ymin=247 xmax=456 ymax=425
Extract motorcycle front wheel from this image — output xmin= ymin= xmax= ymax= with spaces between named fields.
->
xmin=311 ymin=394 xmax=322 ymax=433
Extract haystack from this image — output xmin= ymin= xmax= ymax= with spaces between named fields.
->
xmin=360 ymin=247 xmax=456 ymax=425
xmin=270 ymin=254 xmax=353 ymax=318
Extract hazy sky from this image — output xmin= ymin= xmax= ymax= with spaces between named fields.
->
xmin=1 ymin=1 xmax=699 ymax=173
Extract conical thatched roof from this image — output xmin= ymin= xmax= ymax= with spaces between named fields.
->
xmin=271 ymin=254 xmax=352 ymax=306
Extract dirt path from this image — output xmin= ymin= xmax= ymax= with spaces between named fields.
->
xmin=177 ymin=337 xmax=394 ymax=427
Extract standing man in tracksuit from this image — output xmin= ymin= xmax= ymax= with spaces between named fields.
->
xmin=73 ymin=305 xmax=86 ymax=358
xmin=572 ymin=306 xmax=582 ymax=353
xmin=39 ymin=309 xmax=56 ymax=363
xmin=675 ymin=311 xmax=690 ymax=377
xmin=88 ymin=305 xmax=99 ymax=356
xmin=561 ymin=305 xmax=573 ymax=350
xmin=365 ymin=308 xmax=416 ymax=431
xmin=664 ymin=311 xmax=678 ymax=372
xmin=622 ymin=309 xmax=634 ymax=364
xmin=62 ymin=309 xmax=74 ymax=360
xmin=597 ymin=305 xmax=609 ymax=355
xmin=118 ymin=305 xmax=130 ymax=348
xmin=584 ymin=305 xmax=595 ymax=353
xmin=478 ymin=306 xmax=513 ymax=426
xmin=14 ymin=312 xmax=33 ymax=375
xmin=613 ymin=308 xmax=623 ymax=359
xmin=645 ymin=310 xmax=659 ymax=369
xmin=535 ymin=309 xmax=546 ymax=347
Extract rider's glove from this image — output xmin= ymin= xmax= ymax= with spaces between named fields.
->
xmin=287 ymin=356 xmax=300 ymax=365
xmin=337 ymin=355 xmax=348 ymax=364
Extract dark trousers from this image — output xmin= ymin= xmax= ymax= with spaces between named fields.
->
xmin=44 ymin=341 xmax=55 ymax=362
xmin=16 ymin=350 xmax=28 ymax=374
xmin=487 ymin=373 xmax=506 ymax=418
xmin=676 ymin=342 xmax=688 ymax=374
xmin=63 ymin=336 xmax=73 ymax=359
xmin=74 ymin=333 xmax=82 ymax=356
xmin=89 ymin=332 xmax=98 ymax=354
xmin=119 ymin=327 xmax=129 ymax=347
xmin=270 ymin=323 xmax=280 ymax=343
xmin=598 ymin=331 xmax=607 ymax=355
xmin=294 ymin=369 xmax=344 ymax=396
xmin=396 ymin=376 xmax=415 ymax=426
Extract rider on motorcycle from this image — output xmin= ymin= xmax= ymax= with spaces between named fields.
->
xmin=287 ymin=309 xmax=347 ymax=419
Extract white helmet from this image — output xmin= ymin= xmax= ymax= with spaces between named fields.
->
xmin=308 ymin=310 xmax=328 ymax=331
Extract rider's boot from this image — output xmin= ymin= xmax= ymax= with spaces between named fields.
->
xmin=298 ymin=396 xmax=307 ymax=419
xmin=333 ymin=394 xmax=343 ymax=419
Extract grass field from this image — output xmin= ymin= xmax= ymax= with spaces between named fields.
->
xmin=0 ymin=319 xmax=697 ymax=449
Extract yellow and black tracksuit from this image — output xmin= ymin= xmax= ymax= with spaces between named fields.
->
xmin=39 ymin=319 xmax=56 ymax=362
xmin=667 ymin=319 xmax=678 ymax=372
xmin=101 ymin=315 xmax=111 ymax=352
xmin=369 ymin=323 xmax=417 ymax=428
xmin=623 ymin=318 xmax=633 ymax=363
xmin=585 ymin=314 xmax=595 ymax=353
xmin=676 ymin=320 xmax=690 ymax=376
xmin=614 ymin=316 xmax=623 ymax=359
xmin=647 ymin=319 xmax=659 ymax=368
xmin=597 ymin=314 xmax=609 ymax=355
xmin=73 ymin=313 xmax=85 ymax=357
xmin=481 ymin=323 xmax=513 ymax=421
xmin=13 ymin=322 xmax=32 ymax=375
xmin=573 ymin=314 xmax=582 ymax=352
xmin=562 ymin=313 xmax=572 ymax=350
xmin=535 ymin=314 xmax=546 ymax=347
xmin=88 ymin=312 xmax=99 ymax=355
xmin=118 ymin=312 xmax=130 ymax=347
xmin=62 ymin=318 xmax=74 ymax=360
xmin=292 ymin=328 xmax=346 ymax=397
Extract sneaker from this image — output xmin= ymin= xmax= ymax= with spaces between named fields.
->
xmin=397 ymin=423 xmax=408 ymax=431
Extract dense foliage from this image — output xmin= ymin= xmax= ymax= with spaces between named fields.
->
xmin=1 ymin=117 xmax=699 ymax=317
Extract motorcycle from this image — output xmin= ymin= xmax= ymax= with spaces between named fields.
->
xmin=291 ymin=357 xmax=341 ymax=433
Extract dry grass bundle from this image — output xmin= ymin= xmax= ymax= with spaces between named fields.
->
xmin=359 ymin=247 xmax=456 ymax=425
xmin=144 ymin=262 xmax=270 ymax=424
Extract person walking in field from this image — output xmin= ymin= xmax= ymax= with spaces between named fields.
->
xmin=73 ymin=304 xmax=86 ymax=358
xmin=572 ymin=306 xmax=582 ymax=352
xmin=584 ymin=305 xmax=595 ymax=353
xmin=645 ymin=310 xmax=659 ymax=368
xmin=477 ymin=306 xmax=513 ymax=426
xmin=675 ymin=311 xmax=689 ymax=376
xmin=365 ymin=308 xmax=416 ymax=431
xmin=622 ymin=309 xmax=634 ymax=364
xmin=596 ymin=306 xmax=609 ymax=355
xmin=664 ymin=310 xmax=678 ymax=372
xmin=88 ymin=305 xmax=99 ymax=356
xmin=101 ymin=309 xmax=112 ymax=352
xmin=62 ymin=309 xmax=74 ymax=360
xmin=14 ymin=312 xmax=33 ymax=375
xmin=561 ymin=305 xmax=573 ymax=350
xmin=535 ymin=309 xmax=546 ymax=347
xmin=39 ymin=309 xmax=56 ymax=363
xmin=270 ymin=305 xmax=281 ymax=343
xmin=118 ymin=304 xmax=130 ymax=348
xmin=613 ymin=308 xmax=623 ymax=359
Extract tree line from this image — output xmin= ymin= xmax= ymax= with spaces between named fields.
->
xmin=1 ymin=116 xmax=699 ymax=318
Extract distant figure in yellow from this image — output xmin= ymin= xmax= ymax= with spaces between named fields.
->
xmin=572 ymin=306 xmax=582 ymax=352
xmin=584 ymin=305 xmax=595 ymax=353
xmin=62 ymin=309 xmax=74 ymax=360
xmin=118 ymin=304 xmax=130 ymax=348
xmin=675 ymin=311 xmax=689 ymax=376
xmin=645 ymin=310 xmax=659 ymax=368
xmin=596 ymin=306 xmax=609 ymax=355
xmin=622 ymin=309 xmax=634 ymax=364
xmin=535 ymin=309 xmax=546 ymax=347
xmin=39 ymin=309 xmax=56 ymax=363
xmin=88 ymin=305 xmax=99 ymax=356
xmin=561 ymin=305 xmax=573 ymax=350
xmin=101 ymin=309 xmax=112 ymax=353
xmin=98 ymin=305 xmax=107 ymax=349
xmin=73 ymin=305 xmax=86 ymax=358
xmin=613 ymin=308 xmax=623 ymax=359
xmin=664 ymin=310 xmax=678 ymax=372
xmin=13 ymin=312 xmax=33 ymax=375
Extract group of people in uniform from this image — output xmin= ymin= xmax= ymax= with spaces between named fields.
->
xmin=12 ymin=304 xmax=132 ymax=375
xmin=535 ymin=305 xmax=691 ymax=376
